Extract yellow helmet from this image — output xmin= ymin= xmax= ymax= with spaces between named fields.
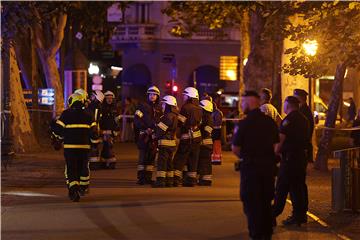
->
xmin=68 ymin=93 xmax=84 ymax=107
xmin=74 ymin=88 xmax=88 ymax=101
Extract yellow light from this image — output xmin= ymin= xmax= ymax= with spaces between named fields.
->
xmin=226 ymin=70 xmax=236 ymax=80
xmin=243 ymin=58 xmax=248 ymax=66
xmin=302 ymin=39 xmax=318 ymax=56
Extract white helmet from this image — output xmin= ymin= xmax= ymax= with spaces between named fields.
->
xmin=74 ymin=88 xmax=88 ymax=101
xmin=161 ymin=95 xmax=177 ymax=107
xmin=147 ymin=86 xmax=160 ymax=96
xmin=104 ymin=91 xmax=115 ymax=98
xmin=200 ymin=100 xmax=213 ymax=112
xmin=93 ymin=90 xmax=105 ymax=103
xmin=183 ymin=87 xmax=199 ymax=99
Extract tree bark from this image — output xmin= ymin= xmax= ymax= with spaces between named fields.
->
xmin=239 ymin=10 xmax=251 ymax=113
xmin=314 ymin=63 xmax=347 ymax=171
xmin=9 ymin=46 xmax=39 ymax=152
xmin=33 ymin=12 xmax=67 ymax=116
xmin=14 ymin=32 xmax=32 ymax=89
xmin=243 ymin=9 xmax=275 ymax=91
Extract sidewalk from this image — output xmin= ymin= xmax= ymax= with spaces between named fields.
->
xmin=1 ymin=143 xmax=359 ymax=239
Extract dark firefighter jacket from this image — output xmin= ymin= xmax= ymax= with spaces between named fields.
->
xmin=155 ymin=106 xmax=178 ymax=148
xmin=177 ymin=99 xmax=203 ymax=143
xmin=200 ymin=110 xmax=214 ymax=148
xmin=52 ymin=104 xmax=100 ymax=149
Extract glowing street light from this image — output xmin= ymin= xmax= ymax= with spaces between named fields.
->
xmin=88 ymin=63 xmax=100 ymax=75
xmin=302 ymin=39 xmax=318 ymax=56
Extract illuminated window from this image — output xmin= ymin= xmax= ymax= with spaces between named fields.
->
xmin=220 ymin=56 xmax=238 ymax=81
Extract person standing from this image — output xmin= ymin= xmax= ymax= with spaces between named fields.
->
xmin=153 ymin=95 xmax=178 ymax=188
xmin=173 ymin=87 xmax=203 ymax=187
xmin=99 ymin=91 xmax=120 ymax=169
xmin=348 ymin=98 xmax=357 ymax=122
xmin=198 ymin=99 xmax=214 ymax=186
xmin=134 ymin=86 xmax=162 ymax=185
xmin=88 ymin=90 xmax=105 ymax=169
xmin=232 ymin=90 xmax=279 ymax=240
xmin=52 ymin=93 xmax=100 ymax=201
xmin=260 ymin=88 xmax=282 ymax=126
xmin=273 ymin=96 xmax=310 ymax=226
xmin=294 ymin=89 xmax=314 ymax=163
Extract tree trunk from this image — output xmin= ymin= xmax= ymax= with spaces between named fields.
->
xmin=14 ymin=33 xmax=32 ymax=89
xmin=271 ymin=39 xmax=283 ymax=112
xmin=9 ymin=46 xmax=39 ymax=152
xmin=314 ymin=63 xmax=347 ymax=171
xmin=243 ymin=10 xmax=275 ymax=91
xmin=37 ymin=52 xmax=64 ymax=116
xmin=239 ymin=10 xmax=251 ymax=113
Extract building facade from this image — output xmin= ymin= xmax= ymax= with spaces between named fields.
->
xmin=109 ymin=1 xmax=241 ymax=103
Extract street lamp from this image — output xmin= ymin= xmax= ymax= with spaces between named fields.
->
xmin=302 ymin=39 xmax=318 ymax=114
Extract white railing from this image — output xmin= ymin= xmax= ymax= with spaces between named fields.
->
xmin=111 ymin=24 xmax=158 ymax=41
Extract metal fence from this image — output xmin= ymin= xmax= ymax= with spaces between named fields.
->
xmin=332 ymin=147 xmax=360 ymax=212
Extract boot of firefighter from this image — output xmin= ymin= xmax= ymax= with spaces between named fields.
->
xmin=68 ymin=185 xmax=80 ymax=202
xmin=152 ymin=177 xmax=166 ymax=188
xmin=79 ymin=185 xmax=90 ymax=196
xmin=137 ymin=170 xmax=146 ymax=185
xmin=165 ymin=177 xmax=174 ymax=187
xmin=173 ymin=176 xmax=182 ymax=187
xmin=198 ymin=175 xmax=212 ymax=186
xmin=144 ymin=171 xmax=154 ymax=184
xmin=183 ymin=175 xmax=197 ymax=187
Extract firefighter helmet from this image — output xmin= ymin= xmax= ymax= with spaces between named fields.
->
xmin=93 ymin=90 xmax=105 ymax=103
xmin=104 ymin=91 xmax=115 ymax=98
xmin=200 ymin=99 xmax=213 ymax=112
xmin=147 ymin=86 xmax=160 ymax=96
xmin=74 ymin=88 xmax=88 ymax=101
xmin=68 ymin=93 xmax=84 ymax=107
xmin=161 ymin=95 xmax=177 ymax=107
xmin=183 ymin=87 xmax=199 ymax=99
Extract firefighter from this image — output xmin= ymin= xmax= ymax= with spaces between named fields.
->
xmin=134 ymin=86 xmax=162 ymax=185
xmin=198 ymin=99 xmax=214 ymax=186
xmin=173 ymin=87 xmax=203 ymax=187
xmin=88 ymin=90 xmax=105 ymax=169
xmin=153 ymin=95 xmax=178 ymax=188
xmin=52 ymin=93 xmax=100 ymax=202
xmin=99 ymin=91 xmax=120 ymax=169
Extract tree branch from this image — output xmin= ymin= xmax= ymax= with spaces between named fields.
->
xmin=31 ymin=6 xmax=46 ymax=56
xmin=48 ymin=13 xmax=67 ymax=58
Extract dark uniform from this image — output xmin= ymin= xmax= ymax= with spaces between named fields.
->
xmin=134 ymin=100 xmax=162 ymax=184
xmin=173 ymin=99 xmax=203 ymax=187
xmin=273 ymin=110 xmax=309 ymax=225
xmin=351 ymin=117 xmax=360 ymax=146
xmin=52 ymin=100 xmax=100 ymax=201
xmin=198 ymin=108 xmax=213 ymax=185
xmin=211 ymin=103 xmax=223 ymax=165
xmin=294 ymin=89 xmax=314 ymax=162
xmin=99 ymin=100 xmax=120 ymax=168
xmin=232 ymin=108 xmax=279 ymax=239
xmin=153 ymin=105 xmax=178 ymax=187
xmin=87 ymin=98 xmax=103 ymax=168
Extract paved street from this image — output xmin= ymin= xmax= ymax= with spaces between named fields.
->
xmin=1 ymin=143 xmax=343 ymax=239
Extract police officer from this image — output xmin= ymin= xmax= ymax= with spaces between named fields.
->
xmin=134 ymin=86 xmax=162 ymax=185
xmin=88 ymin=90 xmax=105 ymax=169
xmin=232 ymin=90 xmax=279 ymax=240
xmin=294 ymin=89 xmax=314 ymax=162
xmin=99 ymin=91 xmax=120 ymax=169
xmin=273 ymin=96 xmax=309 ymax=226
xmin=198 ymin=99 xmax=214 ymax=186
xmin=153 ymin=95 xmax=178 ymax=188
xmin=173 ymin=87 xmax=203 ymax=187
xmin=52 ymin=93 xmax=100 ymax=202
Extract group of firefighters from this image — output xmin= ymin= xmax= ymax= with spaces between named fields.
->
xmin=134 ymin=86 xmax=223 ymax=188
xmin=51 ymin=85 xmax=223 ymax=201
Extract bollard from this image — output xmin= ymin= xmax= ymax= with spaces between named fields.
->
xmin=332 ymin=167 xmax=344 ymax=212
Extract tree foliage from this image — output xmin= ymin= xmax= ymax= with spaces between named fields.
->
xmin=283 ymin=1 xmax=360 ymax=77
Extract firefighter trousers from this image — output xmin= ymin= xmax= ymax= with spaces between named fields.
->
xmin=137 ymin=145 xmax=156 ymax=183
xmin=64 ymin=149 xmax=90 ymax=192
xmin=156 ymin=146 xmax=176 ymax=185
xmin=198 ymin=146 xmax=212 ymax=185
xmin=173 ymin=141 xmax=200 ymax=185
